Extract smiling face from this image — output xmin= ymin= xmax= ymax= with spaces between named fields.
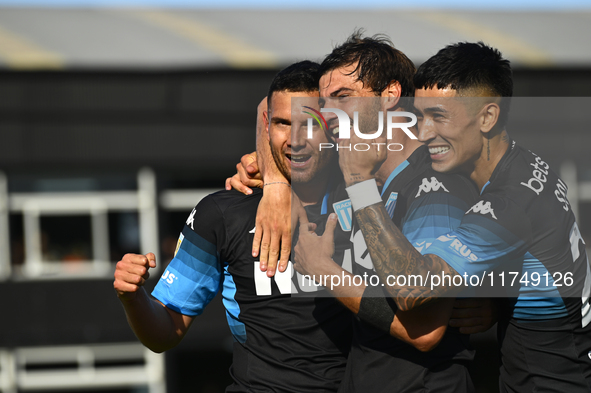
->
xmin=318 ymin=63 xmax=383 ymax=137
xmin=267 ymin=90 xmax=335 ymax=185
xmin=414 ymin=87 xmax=484 ymax=175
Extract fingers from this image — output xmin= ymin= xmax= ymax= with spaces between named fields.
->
xmin=277 ymin=232 xmax=291 ymax=273
xmin=252 ymin=222 xmax=262 ymax=258
xmin=229 ymin=172 xmax=253 ymax=195
xmin=241 ymin=153 xmax=260 ymax=178
xmin=114 ymin=253 xmax=155 ymax=297
xmin=238 ymin=154 xmax=262 ymax=183
xmin=449 ymin=298 xmax=495 ymax=335
xmin=260 ymin=229 xmax=272 ymax=276
xmin=266 ymin=232 xmax=281 ymax=277
xmin=145 ymin=252 xmax=157 ymax=268
xmin=323 ymin=213 xmax=338 ymax=243
xmin=297 ymin=205 xmax=311 ymax=234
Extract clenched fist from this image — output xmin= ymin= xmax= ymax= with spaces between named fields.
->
xmin=114 ymin=252 xmax=157 ymax=300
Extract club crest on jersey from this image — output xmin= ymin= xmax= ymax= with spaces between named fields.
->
xmin=467 ymin=200 xmax=497 ymax=220
xmin=416 ymin=177 xmax=449 ymax=198
xmin=385 ymin=192 xmax=398 ymax=219
xmin=333 ymin=199 xmax=352 ymax=231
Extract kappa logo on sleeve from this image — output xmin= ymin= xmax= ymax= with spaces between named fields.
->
xmin=415 ymin=177 xmax=449 ymax=198
xmin=467 ymin=200 xmax=498 ymax=220
xmin=186 ymin=208 xmax=196 ymax=230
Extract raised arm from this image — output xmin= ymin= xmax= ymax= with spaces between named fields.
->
xmin=114 ymin=253 xmax=193 ymax=353
xmin=336 ymin=134 xmax=462 ymax=311
xmin=251 ymin=97 xmax=292 ymax=276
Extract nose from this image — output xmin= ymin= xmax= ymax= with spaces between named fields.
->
xmin=417 ymin=117 xmax=436 ymax=143
xmin=292 ymin=123 xmax=306 ymax=150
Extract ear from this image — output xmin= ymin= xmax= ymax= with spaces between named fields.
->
xmin=380 ymin=80 xmax=402 ymax=110
xmin=480 ymin=102 xmax=500 ymax=134
xmin=263 ymin=110 xmax=270 ymax=141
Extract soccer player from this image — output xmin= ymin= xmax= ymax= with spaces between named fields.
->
xmin=299 ymin=42 xmax=591 ymax=391
xmin=114 ymin=61 xmax=354 ymax=392
xmin=114 ymin=60 xmax=446 ymax=392
xmin=292 ymin=33 xmax=480 ymax=392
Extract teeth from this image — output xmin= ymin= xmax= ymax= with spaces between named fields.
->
xmin=429 ymin=146 xmax=450 ymax=155
xmin=291 ymin=155 xmax=310 ymax=163
xmin=332 ymin=127 xmax=339 ymax=135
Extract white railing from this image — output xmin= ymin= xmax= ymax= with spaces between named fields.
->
xmin=0 ymin=343 xmax=165 ymax=393
xmin=1 ymin=168 xmax=162 ymax=280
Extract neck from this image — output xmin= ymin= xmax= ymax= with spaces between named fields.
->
xmin=293 ymin=174 xmax=332 ymax=207
xmin=470 ymin=130 xmax=510 ymax=190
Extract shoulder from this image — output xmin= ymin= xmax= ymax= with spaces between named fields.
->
xmin=198 ymin=188 xmax=263 ymax=215
xmin=487 ymin=145 xmax=567 ymax=211
xmin=410 ymin=169 xmax=478 ymax=205
xmin=185 ymin=189 xmax=262 ymax=242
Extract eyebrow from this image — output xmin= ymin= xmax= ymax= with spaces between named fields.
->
xmin=329 ymin=87 xmax=354 ymax=97
xmin=271 ymin=116 xmax=291 ymax=125
xmin=422 ymin=106 xmax=448 ymax=114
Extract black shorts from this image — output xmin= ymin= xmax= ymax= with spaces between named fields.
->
xmin=499 ymin=318 xmax=591 ymax=392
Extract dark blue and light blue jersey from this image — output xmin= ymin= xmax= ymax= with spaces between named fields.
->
xmin=417 ymin=141 xmax=591 ymax=391
xmin=337 ymin=146 xmax=479 ymax=393
xmin=152 ymin=189 xmax=352 ymax=393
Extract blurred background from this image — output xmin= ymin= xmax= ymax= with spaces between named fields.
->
xmin=0 ymin=1 xmax=590 ymax=392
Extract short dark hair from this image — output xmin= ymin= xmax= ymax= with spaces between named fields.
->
xmin=319 ymin=30 xmax=416 ymax=97
xmin=267 ymin=60 xmax=320 ymax=108
xmin=414 ymin=42 xmax=513 ymax=127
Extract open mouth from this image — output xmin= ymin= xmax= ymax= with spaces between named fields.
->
xmin=287 ymin=154 xmax=311 ymax=167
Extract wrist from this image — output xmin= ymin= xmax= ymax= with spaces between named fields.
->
xmin=263 ymin=181 xmax=290 ymax=188
xmin=346 ymin=179 xmax=382 ymax=212
xmin=343 ymin=172 xmax=373 ymax=187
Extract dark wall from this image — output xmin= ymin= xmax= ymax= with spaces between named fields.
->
xmin=0 ymin=69 xmax=276 ymax=184
xmin=1 ymin=67 xmax=590 ymax=393
xmin=1 ymin=67 xmax=590 ymax=180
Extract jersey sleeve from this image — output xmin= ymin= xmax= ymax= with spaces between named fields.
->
xmin=401 ymin=174 xmax=477 ymax=248
xmin=152 ymin=195 xmax=225 ymax=316
xmin=418 ymin=193 xmax=533 ymax=277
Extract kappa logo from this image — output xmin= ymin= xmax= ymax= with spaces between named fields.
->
xmin=467 ymin=200 xmax=498 ymax=220
xmin=186 ymin=208 xmax=196 ymax=230
xmin=416 ymin=177 xmax=449 ymax=198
